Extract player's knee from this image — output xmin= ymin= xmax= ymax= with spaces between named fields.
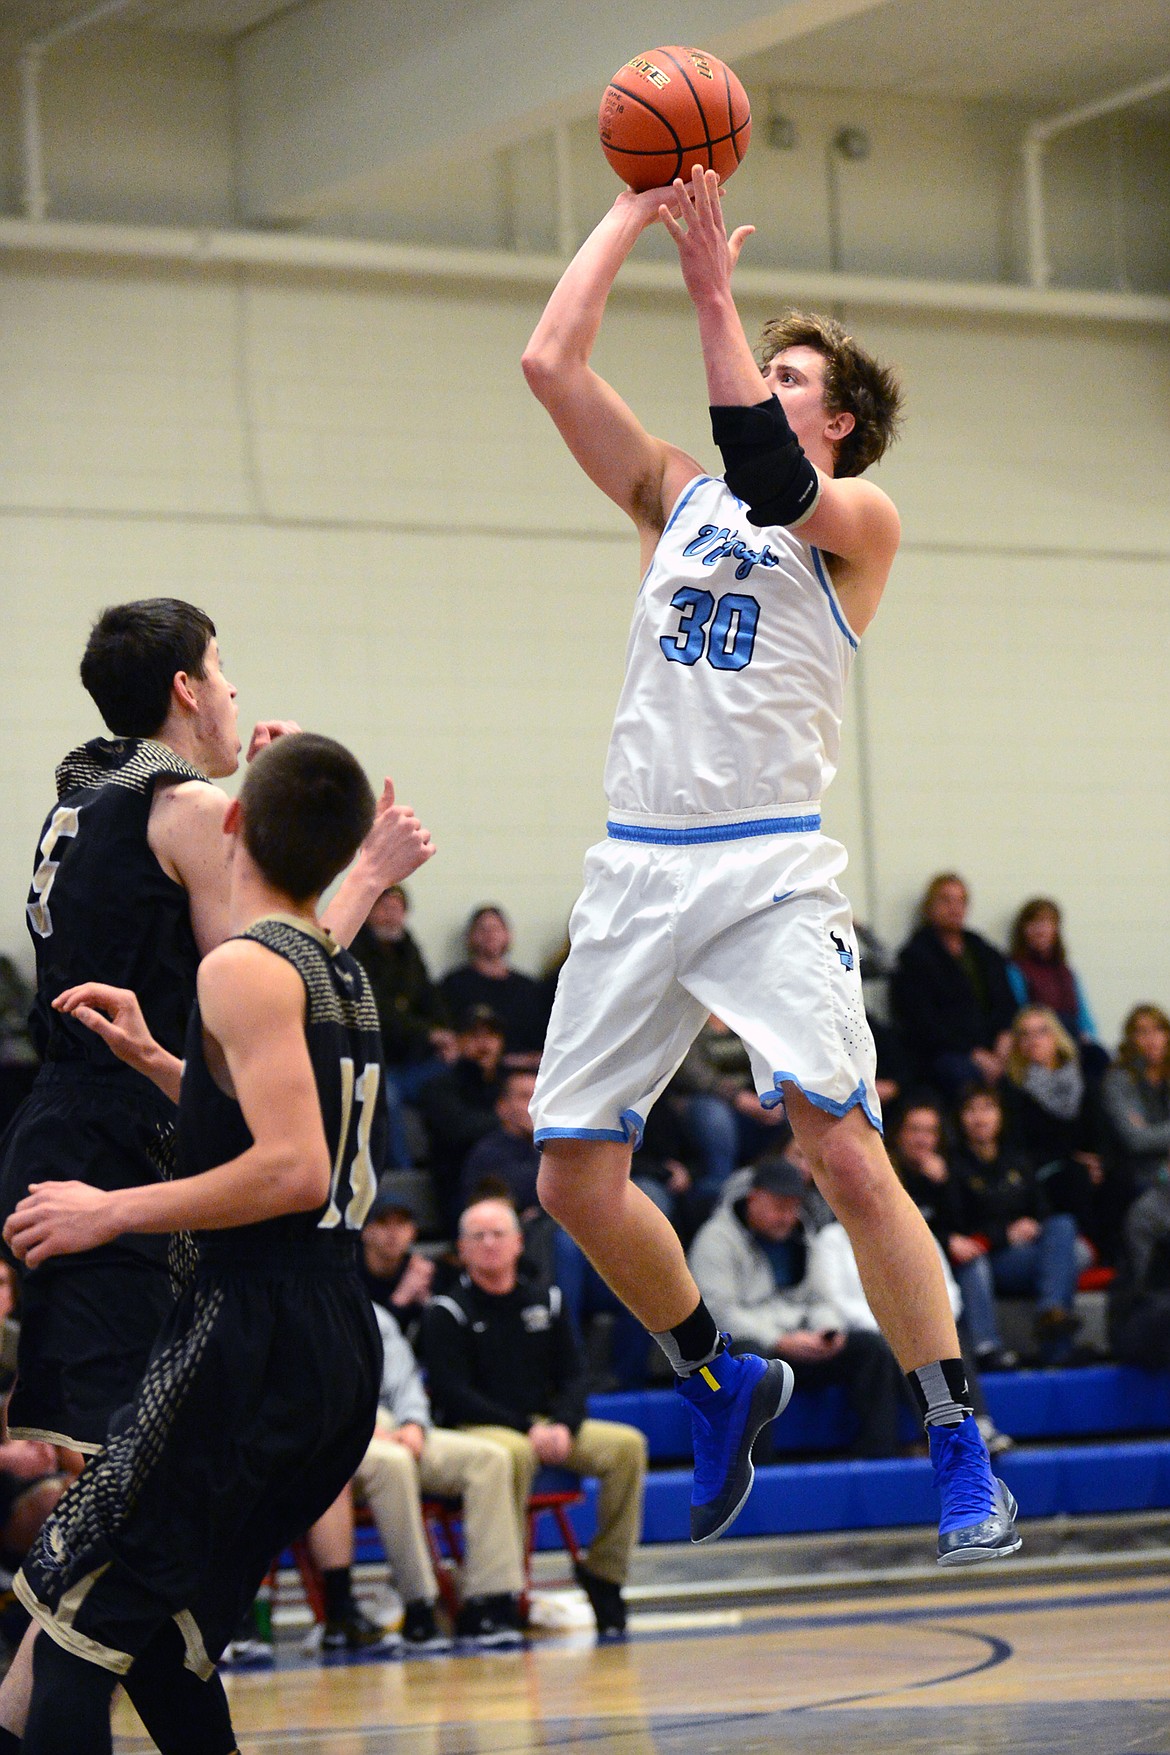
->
xmin=815 ymin=1129 xmax=892 ymax=1217
xmin=537 ymin=1143 xmax=630 ymax=1224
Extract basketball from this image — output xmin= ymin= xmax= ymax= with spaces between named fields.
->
xmin=598 ymin=46 xmax=751 ymax=192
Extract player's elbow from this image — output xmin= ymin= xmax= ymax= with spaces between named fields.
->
xmin=521 ymin=345 xmax=558 ymax=403
xmin=276 ymin=1145 xmax=332 ymax=1214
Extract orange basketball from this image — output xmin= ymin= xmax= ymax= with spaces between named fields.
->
xmin=598 ymin=46 xmax=751 ymax=192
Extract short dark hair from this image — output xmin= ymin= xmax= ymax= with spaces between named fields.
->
xmin=80 ymin=599 xmax=216 ymax=737
xmin=238 ymin=733 xmax=375 ymax=903
xmin=756 ymin=310 xmax=903 ymax=477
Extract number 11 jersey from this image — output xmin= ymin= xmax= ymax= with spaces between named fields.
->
xmin=177 ymin=916 xmax=387 ymax=1268
xmin=604 ymin=474 xmax=859 ymax=833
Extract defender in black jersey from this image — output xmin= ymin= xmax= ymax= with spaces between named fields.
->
xmin=0 ymin=600 xmax=433 ymax=1464
xmin=5 ymin=734 xmax=412 ymax=1755
xmin=2 ymin=735 xmax=213 ymax=1452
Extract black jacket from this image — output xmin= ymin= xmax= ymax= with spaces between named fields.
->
xmin=892 ymin=926 xmax=1017 ymax=1068
xmin=951 ymin=1144 xmax=1050 ymax=1253
xmin=351 ymin=925 xmax=449 ymax=1066
xmin=421 ymin=1266 xmax=589 ymax=1434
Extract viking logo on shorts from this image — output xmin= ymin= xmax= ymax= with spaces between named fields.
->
xmin=830 ymin=932 xmax=855 ymax=972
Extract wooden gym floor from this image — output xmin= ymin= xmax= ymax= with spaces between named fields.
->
xmin=113 ymin=1567 xmax=1170 ymax=1754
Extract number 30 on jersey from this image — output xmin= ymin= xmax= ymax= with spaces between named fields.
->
xmin=659 ymin=587 xmax=760 ymax=672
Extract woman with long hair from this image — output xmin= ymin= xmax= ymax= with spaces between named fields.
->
xmin=1003 ymin=1006 xmax=1106 ymax=1246
xmin=1007 ymin=898 xmax=1106 ymax=1077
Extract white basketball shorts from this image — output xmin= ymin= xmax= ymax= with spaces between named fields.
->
xmin=531 ymin=826 xmax=880 ymax=1148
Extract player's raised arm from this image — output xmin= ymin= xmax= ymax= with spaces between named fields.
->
xmin=522 ymin=188 xmax=702 ymax=540
xmin=321 ymin=778 xmax=435 ymax=947
xmin=661 ymin=167 xmax=901 ymax=630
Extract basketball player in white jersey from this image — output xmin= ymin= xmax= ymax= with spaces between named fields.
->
xmin=522 ymin=167 xmax=1019 ymax=1562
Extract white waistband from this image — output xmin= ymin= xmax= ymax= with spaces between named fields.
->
xmin=605 ymin=801 xmax=822 ymax=831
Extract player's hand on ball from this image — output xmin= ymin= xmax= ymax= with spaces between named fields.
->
xmin=53 ymin=983 xmax=158 ymax=1074
xmin=613 ymin=181 xmax=689 ymax=230
xmin=246 ymin=720 xmax=301 ymax=762
xmin=4 ymin=1182 xmax=119 ymax=1267
xmin=659 ymin=165 xmax=755 ymax=295
xmin=358 ymin=779 xmax=436 ymax=888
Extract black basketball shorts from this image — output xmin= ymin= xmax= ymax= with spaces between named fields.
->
xmin=15 ymin=1259 xmax=381 ymax=1676
xmin=0 ymin=1066 xmax=179 ymax=1452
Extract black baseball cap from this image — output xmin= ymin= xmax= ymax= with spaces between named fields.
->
xmin=750 ymin=1158 xmax=806 ymax=1200
xmin=457 ymin=1003 xmax=506 ymax=1036
xmin=367 ymin=1177 xmax=422 ymax=1224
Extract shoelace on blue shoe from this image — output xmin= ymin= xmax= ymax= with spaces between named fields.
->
xmin=931 ymin=1420 xmax=996 ymax=1528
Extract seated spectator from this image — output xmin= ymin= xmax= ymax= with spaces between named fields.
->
xmin=1003 ymin=1006 xmax=1107 ymax=1248
xmin=360 ymin=1179 xmax=436 ymax=1340
xmin=416 ymin=1005 xmax=507 ymax=1227
xmin=889 ymin=1099 xmax=968 ymax=1247
xmin=422 ymin=1198 xmax=647 ymax=1640
xmin=351 ymin=884 xmax=455 ymax=1100
xmin=440 ymin=906 xmax=549 ymax=1066
xmin=459 ymin=1068 xmax=541 ymax=1218
xmin=892 ymin=873 xmax=1017 ymax=1096
xmin=950 ymin=1085 xmax=1092 ymax=1368
xmin=1007 ymin=898 xmax=1107 ymax=1078
xmin=301 ymin=1489 xmax=401 ymax=1657
xmin=669 ymin=1016 xmax=790 ymax=1202
xmin=1108 ymin=1179 xmax=1170 ymax=1371
xmin=687 ymin=1160 xmax=908 ymax=1458
xmin=355 ymin=1305 xmax=526 ymax=1650
xmin=1101 ymin=1005 xmax=1170 ymax=1230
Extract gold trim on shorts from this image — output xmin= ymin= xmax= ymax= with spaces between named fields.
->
xmin=13 ymin=1566 xmax=133 ymax=1676
xmin=7 ymin=1425 xmax=102 ymax=1456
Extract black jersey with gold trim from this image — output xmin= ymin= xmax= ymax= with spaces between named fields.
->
xmin=27 ymin=737 xmax=208 ymax=1073
xmin=177 ymin=915 xmax=387 ymax=1268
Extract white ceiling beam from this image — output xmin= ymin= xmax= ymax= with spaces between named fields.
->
xmin=235 ymin=0 xmax=896 ymax=222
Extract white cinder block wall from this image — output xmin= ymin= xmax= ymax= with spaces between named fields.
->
xmin=1 ymin=33 xmax=1168 ymax=1040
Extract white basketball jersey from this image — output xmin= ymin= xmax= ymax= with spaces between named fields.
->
xmin=604 ymin=474 xmax=858 ymax=830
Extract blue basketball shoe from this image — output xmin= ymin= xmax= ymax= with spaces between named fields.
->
xmin=676 ymin=1348 xmax=794 ymax=1543
xmin=930 ymin=1413 xmax=1022 ymax=1565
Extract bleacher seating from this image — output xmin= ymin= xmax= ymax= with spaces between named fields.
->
xmin=343 ymin=1368 xmax=1170 ymax=1566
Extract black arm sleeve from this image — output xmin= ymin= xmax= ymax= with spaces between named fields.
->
xmin=710 ymin=396 xmax=821 ymax=529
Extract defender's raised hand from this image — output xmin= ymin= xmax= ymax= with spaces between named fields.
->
xmin=659 ymin=166 xmax=755 ymax=305
xmin=358 ymin=779 xmax=436 ymax=890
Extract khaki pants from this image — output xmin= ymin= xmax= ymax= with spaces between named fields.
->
xmin=354 ymin=1420 xmax=524 ymax=1604
xmin=463 ymin=1419 xmax=647 ymax=1585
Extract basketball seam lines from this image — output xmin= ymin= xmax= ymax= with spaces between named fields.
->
xmin=722 ymin=63 xmax=746 ymax=166
xmin=606 ymin=79 xmax=684 ymax=180
xmin=599 ymin=131 xmax=743 ymax=158
xmin=659 ymin=48 xmax=715 ymax=166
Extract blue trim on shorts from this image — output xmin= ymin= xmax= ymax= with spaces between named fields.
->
xmin=535 ymin=1109 xmax=645 ymax=1151
xmin=759 ymin=1072 xmax=883 ymax=1135
xmin=810 ymin=548 xmax=859 ymax=651
xmin=606 ymin=814 xmax=821 ymax=846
